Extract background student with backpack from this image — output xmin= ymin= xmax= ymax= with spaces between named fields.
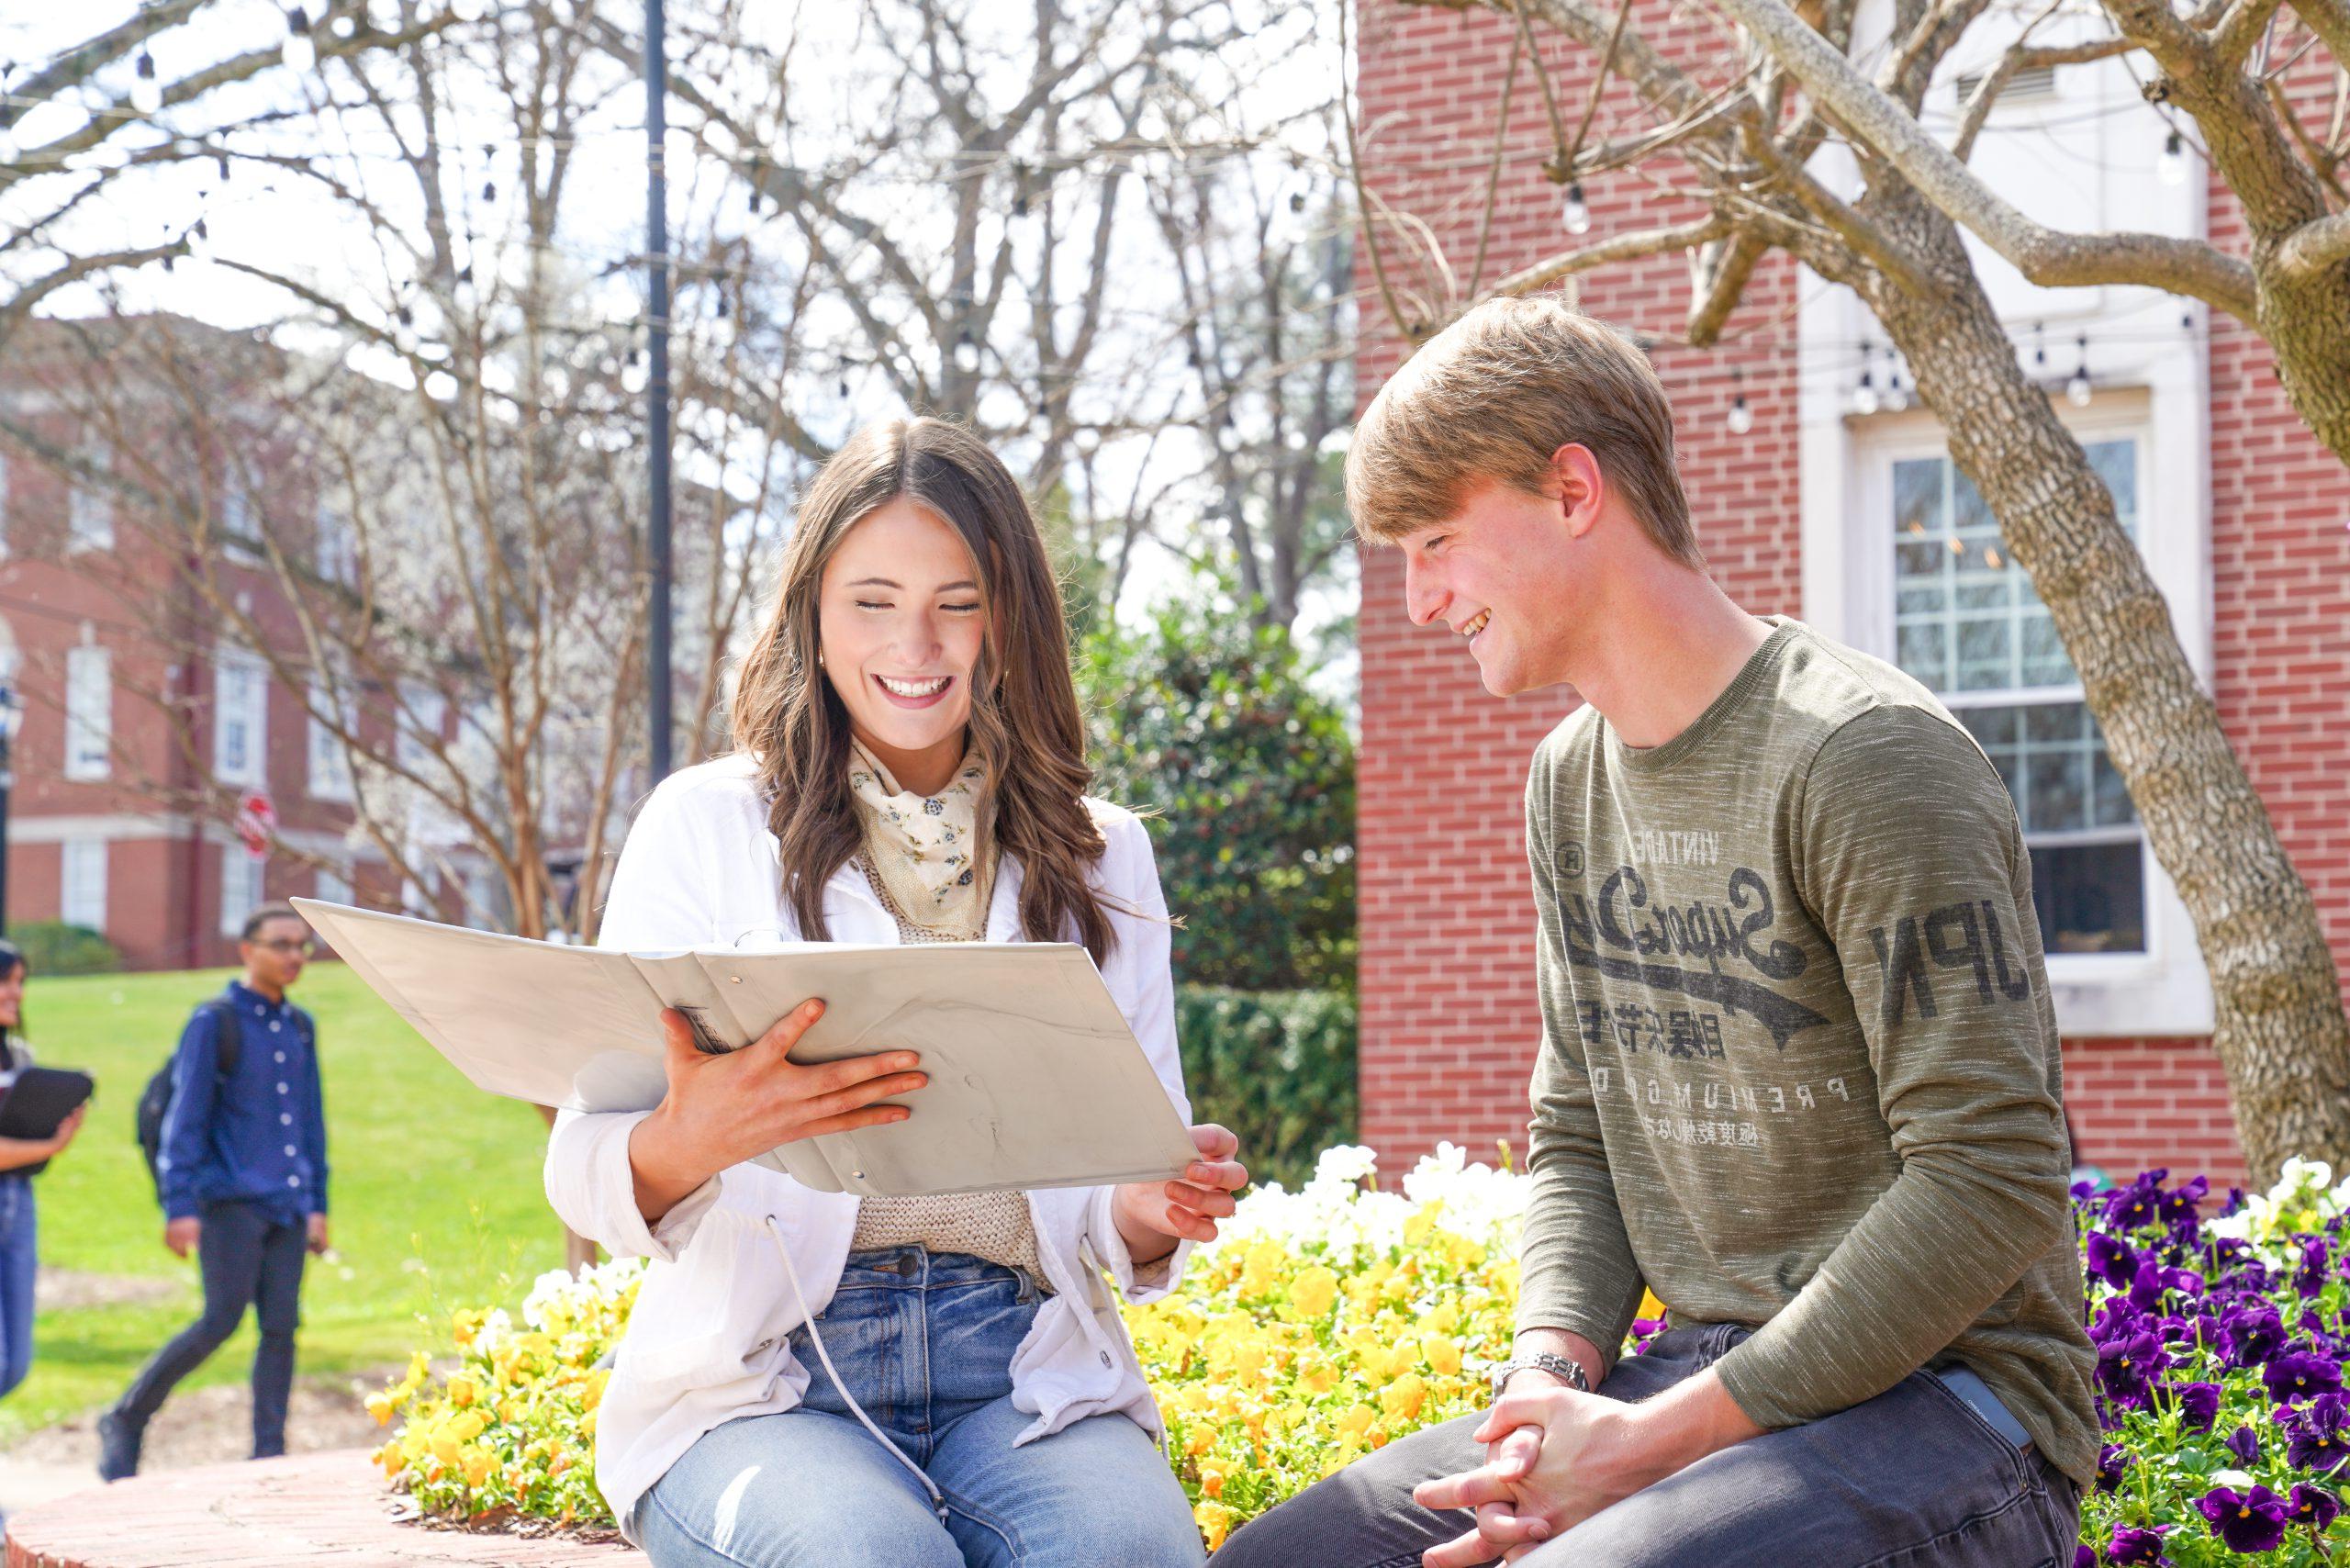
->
xmin=99 ymin=902 xmax=329 ymax=1482
xmin=0 ymin=938 xmax=90 ymax=1406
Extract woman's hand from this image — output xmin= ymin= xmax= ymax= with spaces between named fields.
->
xmin=1113 ymin=1124 xmax=1248 ymax=1265
xmin=627 ymin=1001 xmax=928 ymax=1223
xmin=41 ymin=1104 xmax=84 ymax=1159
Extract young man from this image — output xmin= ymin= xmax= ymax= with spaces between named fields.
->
xmin=98 ymin=902 xmax=330 ymax=1481
xmin=1216 ymin=298 xmax=2095 ymax=1567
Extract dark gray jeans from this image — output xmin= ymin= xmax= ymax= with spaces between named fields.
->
xmin=1213 ymin=1325 xmax=2081 ymax=1568
xmin=112 ymin=1200 xmax=308 ymax=1457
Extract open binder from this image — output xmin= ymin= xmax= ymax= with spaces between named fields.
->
xmin=289 ymin=899 xmax=1198 ymax=1198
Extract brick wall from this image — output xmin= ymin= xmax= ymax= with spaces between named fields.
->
xmin=1355 ymin=0 xmax=2349 ymax=1195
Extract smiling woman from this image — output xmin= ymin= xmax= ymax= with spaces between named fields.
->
xmin=544 ymin=416 xmax=1246 ymax=1568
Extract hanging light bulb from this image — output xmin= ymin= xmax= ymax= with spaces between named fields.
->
xmin=282 ymin=7 xmax=317 ymax=72
xmin=1561 ymin=182 xmax=1591 ymax=236
xmin=481 ymin=176 xmax=497 ymax=203
xmin=187 ymin=217 xmax=210 ymax=258
xmin=131 ymin=52 xmax=162 ymax=115
xmin=1883 ymin=364 xmax=1909 ymax=413
xmin=2066 ymin=335 xmax=2093 ymax=407
xmin=2031 ymin=321 xmax=2045 ymax=371
xmin=2157 ymin=129 xmax=2188 ymax=188
xmin=1726 ymin=367 xmax=1753 ymax=435
xmin=1852 ymin=342 xmax=1879 ymax=416
xmin=216 ymin=150 xmax=230 ymax=181
xmin=953 ymin=330 xmax=980 ymax=374
xmin=837 ymin=375 xmax=850 ymax=400
xmin=448 ymin=0 xmax=486 ymax=20
xmin=621 ymin=348 xmax=649 ymax=395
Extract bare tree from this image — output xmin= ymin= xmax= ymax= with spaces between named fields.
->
xmin=1356 ymin=0 xmax=2350 ymax=1177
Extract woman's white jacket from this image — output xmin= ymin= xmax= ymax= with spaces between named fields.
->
xmin=543 ymin=755 xmax=1196 ymax=1543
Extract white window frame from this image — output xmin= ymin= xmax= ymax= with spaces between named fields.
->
xmin=397 ymin=679 xmax=446 ymax=775
xmin=315 ymin=494 xmax=358 ymax=586
xmin=219 ymin=848 xmax=265 ymax=938
xmin=60 ymin=838 xmax=107 ymax=932
xmin=1805 ymin=384 xmax=2215 ymax=1036
xmin=68 ymin=441 xmax=114 ymax=552
xmin=308 ymin=674 xmax=356 ymax=803
xmin=212 ymin=648 xmax=270 ymax=789
xmin=64 ymin=644 xmax=111 ymax=781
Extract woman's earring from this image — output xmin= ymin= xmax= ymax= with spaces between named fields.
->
xmin=817 ymin=649 xmax=826 ymax=667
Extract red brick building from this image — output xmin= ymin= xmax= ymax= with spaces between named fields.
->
xmin=0 ymin=319 xmax=453 ymax=969
xmin=1351 ymin=2 xmax=2350 ymax=1193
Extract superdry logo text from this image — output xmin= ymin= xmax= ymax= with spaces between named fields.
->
xmin=1554 ymin=864 xmax=1831 ymax=1049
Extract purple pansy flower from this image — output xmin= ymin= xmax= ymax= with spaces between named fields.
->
xmin=2168 ymin=1380 xmax=2221 ymax=1431
xmin=2199 ymin=1484 xmax=2291 ymax=1552
xmin=2288 ymin=1484 xmax=2342 ymax=1530
xmin=2297 ymin=1237 xmax=2333 ymax=1299
xmin=2264 ymin=1347 xmax=2344 ymax=1406
xmin=2226 ymin=1424 xmax=2262 ymax=1464
xmin=2088 ymin=1231 xmax=2141 ymax=1288
xmin=2106 ymin=1523 xmax=2172 ymax=1564
xmin=2223 ymin=1302 xmax=2288 ymax=1369
xmin=2098 ymin=1328 xmax=2169 ymax=1406
xmin=2286 ymin=1392 xmax=2350 ymax=1472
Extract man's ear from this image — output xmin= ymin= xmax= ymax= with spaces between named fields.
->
xmin=1549 ymin=442 xmax=1605 ymax=541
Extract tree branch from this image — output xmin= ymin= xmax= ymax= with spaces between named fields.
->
xmin=1707 ymin=0 xmax=2260 ymax=319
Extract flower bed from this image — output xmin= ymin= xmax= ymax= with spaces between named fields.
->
xmin=369 ymin=1150 xmax=2350 ymax=1561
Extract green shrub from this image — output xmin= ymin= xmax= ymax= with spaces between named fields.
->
xmin=1176 ymin=986 xmax=1355 ymax=1193
xmin=11 ymin=921 xmax=122 ymax=976
xmin=1082 ymin=602 xmax=1356 ymax=995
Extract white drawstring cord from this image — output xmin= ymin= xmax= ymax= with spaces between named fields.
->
xmin=763 ymin=1215 xmax=951 ymax=1525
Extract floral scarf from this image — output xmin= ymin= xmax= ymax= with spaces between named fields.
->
xmin=847 ymin=737 xmax=990 ymax=934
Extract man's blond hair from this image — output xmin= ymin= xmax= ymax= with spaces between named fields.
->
xmin=1345 ymin=297 xmax=1701 ymax=567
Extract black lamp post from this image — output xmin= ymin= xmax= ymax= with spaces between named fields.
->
xmin=644 ymin=0 xmax=674 ymax=783
xmin=0 ymin=679 xmax=20 ymax=938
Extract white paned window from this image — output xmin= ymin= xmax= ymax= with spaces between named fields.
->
xmin=308 ymin=675 xmax=355 ymax=802
xmin=219 ymin=849 xmax=266 ymax=937
xmin=61 ymin=839 xmax=107 ymax=931
xmin=316 ymin=495 xmax=358 ymax=585
xmin=213 ymin=649 xmax=269 ymax=788
xmin=1887 ymin=437 xmax=2145 ymax=955
xmin=68 ymin=440 xmax=114 ymax=551
xmin=64 ymin=644 xmax=111 ymax=780
xmin=397 ymin=680 xmax=445 ymax=773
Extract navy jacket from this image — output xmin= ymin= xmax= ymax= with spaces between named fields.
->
xmin=157 ymin=981 xmax=328 ymax=1223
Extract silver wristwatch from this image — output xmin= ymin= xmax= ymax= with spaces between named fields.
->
xmin=1487 ymin=1350 xmax=1590 ymax=1400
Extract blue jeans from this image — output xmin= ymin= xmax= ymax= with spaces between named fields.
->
xmin=1214 ymin=1324 xmax=2083 ymax=1568
xmin=0 ymin=1176 xmax=35 ymax=1400
xmin=639 ymin=1247 xmax=1205 ymax=1568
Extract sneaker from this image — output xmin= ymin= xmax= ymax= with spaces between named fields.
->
xmin=95 ymin=1411 xmax=143 ymax=1482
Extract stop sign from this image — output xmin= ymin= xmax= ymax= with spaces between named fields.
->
xmin=235 ymin=790 xmax=276 ymax=861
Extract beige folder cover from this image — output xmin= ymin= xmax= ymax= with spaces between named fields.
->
xmin=289 ymin=899 xmax=1197 ymax=1198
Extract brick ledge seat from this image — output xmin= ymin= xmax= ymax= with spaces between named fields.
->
xmin=4 ymin=1450 xmax=637 ymax=1567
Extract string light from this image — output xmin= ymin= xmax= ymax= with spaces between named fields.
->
xmin=1726 ymin=366 xmax=1752 ymax=434
xmin=2157 ymin=129 xmax=2188 ymax=188
xmin=2066 ymin=334 xmax=2092 ymax=407
xmin=621 ymin=347 xmax=648 ymax=394
xmin=953 ymin=330 xmax=979 ymax=374
xmin=282 ymin=7 xmax=317 ymax=73
xmin=131 ymin=52 xmax=162 ymax=116
xmin=1852 ymin=340 xmax=1880 ymax=416
xmin=187 ymin=217 xmax=210 ymax=258
xmin=1561 ymin=181 xmax=1590 ymax=236
xmin=1883 ymin=362 xmax=1908 ymax=413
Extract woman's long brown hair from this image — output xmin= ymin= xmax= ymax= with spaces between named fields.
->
xmin=730 ymin=418 xmax=1115 ymax=959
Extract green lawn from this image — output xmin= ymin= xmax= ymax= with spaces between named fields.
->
xmin=4 ymin=962 xmax=565 ymax=1443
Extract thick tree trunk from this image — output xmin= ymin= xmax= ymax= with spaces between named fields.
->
xmin=1861 ymin=207 xmax=2350 ymax=1182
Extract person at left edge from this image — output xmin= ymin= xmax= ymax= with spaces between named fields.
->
xmin=0 ymin=938 xmax=90 ymax=1407
xmin=97 ymin=902 xmax=329 ymax=1481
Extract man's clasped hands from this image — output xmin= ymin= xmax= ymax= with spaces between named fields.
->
xmin=1410 ymin=1337 xmax=1767 ymax=1568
